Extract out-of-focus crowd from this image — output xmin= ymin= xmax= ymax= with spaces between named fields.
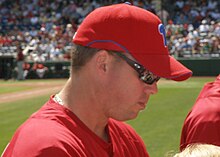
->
xmin=0 ymin=0 xmax=219 ymax=62
xmin=166 ymin=0 xmax=220 ymax=58
xmin=167 ymin=20 xmax=220 ymax=58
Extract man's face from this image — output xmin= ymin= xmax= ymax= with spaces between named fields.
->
xmin=102 ymin=53 xmax=158 ymax=121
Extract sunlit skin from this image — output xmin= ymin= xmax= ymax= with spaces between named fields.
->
xmin=101 ymin=52 xmax=158 ymax=121
xmin=57 ymin=50 xmax=158 ymax=141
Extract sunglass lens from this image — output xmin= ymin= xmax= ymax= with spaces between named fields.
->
xmin=141 ymin=74 xmax=154 ymax=84
xmin=141 ymin=73 xmax=160 ymax=85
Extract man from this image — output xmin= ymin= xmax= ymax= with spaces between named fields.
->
xmin=180 ymin=75 xmax=220 ymax=151
xmin=16 ymin=46 xmax=24 ymax=80
xmin=2 ymin=3 xmax=192 ymax=157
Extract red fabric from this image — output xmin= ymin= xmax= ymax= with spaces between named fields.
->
xmin=1 ymin=37 xmax=12 ymax=45
xmin=32 ymin=63 xmax=46 ymax=70
xmin=17 ymin=51 xmax=24 ymax=61
xmin=23 ymin=63 xmax=31 ymax=70
xmin=37 ymin=63 xmax=44 ymax=69
xmin=73 ymin=3 xmax=192 ymax=81
xmin=180 ymin=75 xmax=220 ymax=150
xmin=2 ymin=96 xmax=149 ymax=157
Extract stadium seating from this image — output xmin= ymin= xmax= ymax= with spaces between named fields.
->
xmin=0 ymin=0 xmax=219 ymax=78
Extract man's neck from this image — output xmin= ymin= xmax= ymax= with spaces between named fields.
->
xmin=57 ymin=78 xmax=109 ymax=142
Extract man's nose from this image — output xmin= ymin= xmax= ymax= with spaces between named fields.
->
xmin=143 ymin=82 xmax=158 ymax=95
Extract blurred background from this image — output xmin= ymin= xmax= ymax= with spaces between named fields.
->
xmin=0 ymin=0 xmax=219 ymax=80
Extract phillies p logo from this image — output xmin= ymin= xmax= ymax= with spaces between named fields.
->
xmin=158 ymin=24 xmax=167 ymax=47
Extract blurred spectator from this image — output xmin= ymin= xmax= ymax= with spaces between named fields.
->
xmin=22 ymin=62 xmax=31 ymax=79
xmin=211 ymin=36 xmax=220 ymax=54
xmin=4 ymin=62 xmax=12 ymax=81
xmin=32 ymin=62 xmax=48 ymax=79
xmin=157 ymin=8 xmax=169 ymax=25
xmin=16 ymin=46 xmax=24 ymax=80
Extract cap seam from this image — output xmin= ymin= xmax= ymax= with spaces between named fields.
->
xmin=86 ymin=39 xmax=130 ymax=53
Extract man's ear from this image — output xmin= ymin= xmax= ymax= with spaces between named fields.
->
xmin=95 ymin=50 xmax=110 ymax=73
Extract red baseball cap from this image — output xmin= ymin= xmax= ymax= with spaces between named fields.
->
xmin=73 ymin=3 xmax=192 ymax=81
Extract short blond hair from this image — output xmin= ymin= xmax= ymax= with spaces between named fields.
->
xmin=174 ymin=144 xmax=220 ymax=157
xmin=71 ymin=45 xmax=99 ymax=71
xmin=71 ymin=44 xmax=121 ymax=72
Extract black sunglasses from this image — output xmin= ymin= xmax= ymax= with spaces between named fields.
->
xmin=115 ymin=53 xmax=160 ymax=85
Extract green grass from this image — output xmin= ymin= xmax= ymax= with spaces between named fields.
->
xmin=0 ymin=79 xmax=66 ymax=94
xmin=0 ymin=94 xmax=51 ymax=153
xmin=0 ymin=77 xmax=216 ymax=156
xmin=0 ymin=86 xmax=35 ymax=94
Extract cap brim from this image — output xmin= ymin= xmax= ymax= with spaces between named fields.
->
xmin=132 ymin=54 xmax=192 ymax=81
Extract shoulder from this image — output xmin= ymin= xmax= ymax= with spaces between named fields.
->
xmin=183 ymin=92 xmax=220 ymax=132
xmin=13 ymin=118 xmax=71 ymax=145
xmin=4 ymin=118 xmax=83 ymax=157
xmin=5 ymin=100 xmax=83 ymax=156
xmin=187 ymin=96 xmax=220 ymax=122
xmin=186 ymin=81 xmax=220 ymax=121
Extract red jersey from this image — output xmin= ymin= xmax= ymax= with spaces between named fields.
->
xmin=2 ymin=96 xmax=149 ymax=157
xmin=17 ymin=51 xmax=24 ymax=61
xmin=180 ymin=75 xmax=220 ymax=151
